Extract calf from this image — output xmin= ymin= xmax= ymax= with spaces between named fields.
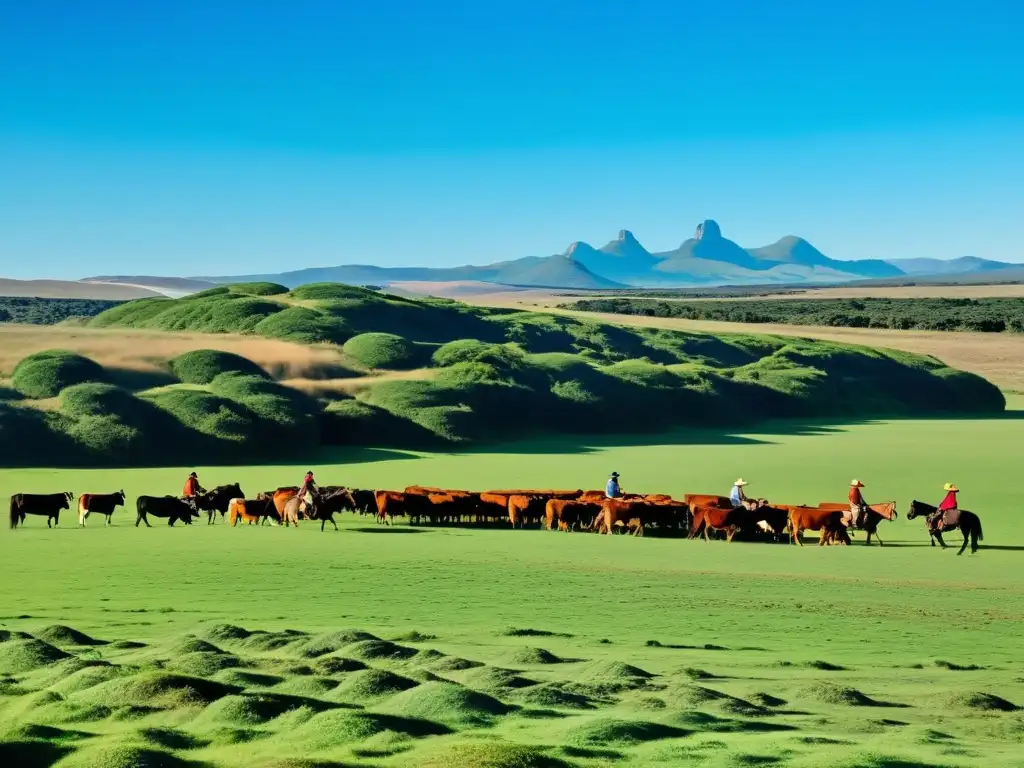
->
xmin=136 ymin=496 xmax=197 ymax=527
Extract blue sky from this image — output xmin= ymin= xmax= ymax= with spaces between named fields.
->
xmin=2 ymin=0 xmax=1023 ymax=279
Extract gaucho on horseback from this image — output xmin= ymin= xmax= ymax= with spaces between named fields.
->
xmin=933 ymin=483 xmax=960 ymax=532
xmin=298 ymin=471 xmax=318 ymax=518
xmin=848 ymin=479 xmax=869 ymax=528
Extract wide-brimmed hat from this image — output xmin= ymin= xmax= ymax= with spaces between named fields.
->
xmin=734 ymin=478 xmax=748 ymax=486
xmin=189 ymin=472 xmax=197 ymax=478
xmin=850 ymin=479 xmax=865 ymax=487
xmin=610 ymin=472 xmax=619 ymax=478
xmin=943 ymin=482 xmax=959 ymax=492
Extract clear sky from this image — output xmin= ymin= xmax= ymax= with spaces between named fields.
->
xmin=2 ymin=0 xmax=1023 ymax=279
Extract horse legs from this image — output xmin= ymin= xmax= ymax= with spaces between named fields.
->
xmin=934 ymin=531 xmax=948 ymax=549
xmin=329 ymin=514 xmax=338 ymax=531
xmin=957 ymin=526 xmax=970 ymax=556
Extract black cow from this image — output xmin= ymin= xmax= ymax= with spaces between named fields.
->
xmin=10 ymin=492 xmax=72 ymax=529
xmin=136 ymin=496 xmax=199 ymax=527
xmin=350 ymin=489 xmax=377 ymax=515
xmin=78 ymin=491 xmax=126 ymax=527
xmin=193 ymin=483 xmax=244 ymax=525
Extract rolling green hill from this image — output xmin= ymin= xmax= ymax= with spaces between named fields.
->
xmin=0 ymin=282 xmax=1004 ymax=466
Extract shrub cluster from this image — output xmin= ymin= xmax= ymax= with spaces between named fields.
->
xmin=0 ymin=297 xmax=124 ymax=325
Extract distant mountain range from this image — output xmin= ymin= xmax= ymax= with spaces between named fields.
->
xmin=78 ymin=219 xmax=1017 ymax=292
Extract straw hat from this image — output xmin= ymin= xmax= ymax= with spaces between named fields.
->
xmin=850 ymin=479 xmax=865 ymax=488
xmin=943 ymin=482 xmax=959 ymax=492
xmin=734 ymin=478 xmax=748 ymax=486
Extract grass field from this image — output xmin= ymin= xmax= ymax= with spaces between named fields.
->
xmin=3 ymin=404 xmax=1024 ymax=767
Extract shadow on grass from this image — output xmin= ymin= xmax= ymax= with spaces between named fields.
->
xmin=349 ymin=527 xmax=432 ymax=535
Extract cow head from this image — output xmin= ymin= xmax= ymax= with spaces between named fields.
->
xmin=115 ymin=490 xmax=126 ymax=505
xmin=61 ymin=492 xmax=72 ymax=509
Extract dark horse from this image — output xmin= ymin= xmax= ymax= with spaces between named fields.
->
xmin=10 ymin=492 xmax=72 ymax=528
xmin=309 ymin=488 xmax=358 ymax=532
xmin=193 ymin=483 xmax=244 ymax=525
xmin=907 ymin=500 xmax=983 ymax=555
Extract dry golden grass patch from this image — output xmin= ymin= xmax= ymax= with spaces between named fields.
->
xmin=0 ymin=324 xmax=349 ymax=380
xmin=283 ymin=368 xmax=437 ymax=398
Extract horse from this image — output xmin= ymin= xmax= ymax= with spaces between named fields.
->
xmin=228 ymin=498 xmax=278 ymax=526
xmin=308 ymin=488 xmax=357 ymax=531
xmin=818 ymin=501 xmax=897 ymax=546
xmin=78 ymin=491 xmax=126 ymax=526
xmin=907 ymin=500 xmax=983 ymax=555
xmin=194 ymin=484 xmax=244 ymax=525
xmin=9 ymin=492 xmax=72 ymax=529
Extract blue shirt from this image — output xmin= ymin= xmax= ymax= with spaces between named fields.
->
xmin=729 ymin=485 xmax=743 ymax=506
xmin=605 ymin=479 xmax=621 ymax=498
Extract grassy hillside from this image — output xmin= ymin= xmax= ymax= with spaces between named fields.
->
xmin=566 ymin=296 xmax=1024 ymax=333
xmin=0 ymin=283 xmax=1004 ymax=466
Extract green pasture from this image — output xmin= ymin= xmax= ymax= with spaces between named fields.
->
xmin=2 ymin=405 xmax=1024 ymax=766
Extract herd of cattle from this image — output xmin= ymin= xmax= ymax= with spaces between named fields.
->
xmin=7 ymin=482 xmax=975 ymax=550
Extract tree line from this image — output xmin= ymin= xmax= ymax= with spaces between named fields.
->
xmin=0 ymin=297 xmax=125 ymax=325
xmin=562 ymin=297 xmax=1024 ymax=333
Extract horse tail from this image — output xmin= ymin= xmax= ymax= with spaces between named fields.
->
xmin=10 ymin=496 xmax=19 ymax=529
xmin=976 ymin=515 xmax=983 ymax=542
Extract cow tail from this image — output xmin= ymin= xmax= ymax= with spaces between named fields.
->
xmin=10 ymin=496 xmax=19 ymax=529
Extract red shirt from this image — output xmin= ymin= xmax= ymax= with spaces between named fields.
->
xmin=939 ymin=491 xmax=958 ymax=511
xmin=848 ymin=487 xmax=865 ymax=506
xmin=183 ymin=477 xmax=200 ymax=496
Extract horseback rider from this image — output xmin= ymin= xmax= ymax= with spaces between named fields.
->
xmin=848 ymin=480 xmax=869 ymax=527
xmin=605 ymin=472 xmax=622 ymax=499
xmin=298 ymin=471 xmax=318 ymax=517
xmin=934 ymin=482 xmax=960 ymax=531
xmin=729 ymin=478 xmax=758 ymax=511
xmin=182 ymin=472 xmax=206 ymax=511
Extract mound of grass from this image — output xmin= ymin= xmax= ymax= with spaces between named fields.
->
xmin=194 ymin=692 xmax=333 ymax=727
xmin=225 ymin=281 xmax=289 ymax=296
xmin=285 ymin=709 xmax=451 ymax=751
xmin=502 ymin=627 xmax=573 ymax=638
xmin=579 ymin=661 xmax=654 ymax=691
xmin=377 ymin=681 xmax=512 ymax=726
xmin=462 ymin=666 xmax=538 ymax=693
xmin=289 ymin=283 xmax=384 ymax=301
xmin=410 ymin=741 xmax=572 ymax=768
xmin=392 ymin=630 xmax=438 ymax=643
xmin=0 ymin=639 xmax=72 ymax=673
xmin=34 ymin=625 xmax=105 ymax=647
xmin=0 ymin=629 xmax=34 ymax=642
xmin=426 ymin=656 xmax=483 ymax=672
xmin=342 ymin=332 xmax=420 ymax=369
xmin=213 ymin=669 xmax=284 ymax=688
xmin=331 ymin=669 xmax=420 ymax=701
xmin=507 ymin=647 xmax=563 ymax=665
xmin=314 ymin=657 xmax=369 ymax=676
xmin=169 ymin=349 xmax=269 ymax=384
xmin=516 ymin=682 xmax=597 ymax=710
xmin=796 ymin=682 xmax=896 ymax=707
xmin=73 ymin=672 xmax=239 ymax=709
xmin=203 ymin=623 xmax=252 ymax=642
xmin=50 ymin=739 xmax=200 ymax=768
xmin=254 ymin=307 xmax=351 ymax=345
xmin=295 ymin=629 xmax=379 ymax=658
xmin=144 ymin=388 xmax=257 ymax=443
xmin=0 ymin=740 xmax=74 ymax=767
xmin=240 ymin=629 xmax=306 ymax=653
xmin=343 ymin=639 xmax=418 ymax=662
xmin=566 ymin=717 xmax=690 ymax=746
xmin=49 ymin=665 xmax=124 ymax=695
xmin=11 ymin=350 xmax=105 ymax=398
xmin=944 ymin=691 xmax=1017 ymax=712
xmin=270 ymin=676 xmax=339 ymax=698
xmin=167 ymin=652 xmax=243 ymax=677
xmin=169 ymin=636 xmax=225 ymax=655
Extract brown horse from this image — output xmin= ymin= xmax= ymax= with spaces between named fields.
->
xmin=228 ymin=498 xmax=277 ymax=526
xmin=818 ymin=501 xmax=897 ymax=546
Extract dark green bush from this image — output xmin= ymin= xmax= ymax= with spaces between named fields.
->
xmin=169 ymin=350 xmax=269 ymax=384
xmin=225 ymin=281 xmax=289 ymax=296
xmin=342 ymin=333 xmax=420 ymax=369
xmin=145 ymin=388 xmax=258 ymax=442
xmin=431 ymin=339 xmax=524 ymax=369
xmin=11 ymin=350 xmax=106 ymax=398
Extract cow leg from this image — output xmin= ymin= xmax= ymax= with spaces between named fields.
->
xmin=47 ymin=516 xmax=53 ymax=528
xmin=726 ymin=526 xmax=737 ymax=543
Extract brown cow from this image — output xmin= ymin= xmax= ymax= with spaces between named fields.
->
xmin=818 ymin=501 xmax=897 ymax=546
xmin=786 ymin=506 xmax=851 ymax=546
xmin=546 ymin=499 xmax=602 ymax=531
xmin=506 ymin=490 xmax=581 ymax=528
xmin=228 ymin=498 xmax=277 ymax=527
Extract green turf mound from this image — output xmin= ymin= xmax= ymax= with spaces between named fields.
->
xmin=749 ymin=692 xmax=787 ymax=708
xmin=283 ymin=710 xmax=451 ymax=751
xmin=289 ymin=283 xmax=383 ymax=302
xmin=108 ymin=640 xmax=146 ymax=650
xmin=579 ymin=661 xmax=654 ymax=691
xmin=0 ymin=639 xmax=72 ymax=673
xmin=134 ymin=727 xmax=208 ymax=750
xmin=213 ymin=669 xmax=284 ymax=689
xmin=391 ymin=630 xmax=438 ymax=643
xmin=506 ymin=647 xmax=564 ymax=665
xmin=254 ymin=306 xmax=351 ymax=344
xmin=169 ymin=636 xmax=225 ymax=655
xmin=502 ymin=627 xmax=573 ymax=638
xmin=194 ymin=692 xmax=336 ymax=727
xmin=424 ymin=655 xmax=483 ymax=672
xmin=407 ymin=740 xmax=572 ymax=768
xmin=566 ymin=717 xmax=690 ymax=746
xmin=12 ymin=350 xmax=106 ymax=399
xmin=269 ymin=676 xmax=339 ymax=698
xmin=169 ymin=349 xmax=269 ymax=384
xmin=224 ymin=282 xmax=290 ymax=296
xmin=295 ymin=629 xmax=379 ymax=658
xmin=167 ymin=652 xmax=243 ymax=677
xmin=241 ymin=629 xmax=307 ymax=653
xmin=48 ymin=664 xmax=125 ymax=695
xmin=0 ymin=629 xmax=34 ymax=642
xmin=74 ymin=672 xmax=240 ymax=708
xmin=330 ymin=669 xmax=420 ymax=701
xmin=50 ymin=739 xmax=201 ymax=768
xmin=342 ymin=639 xmax=418 ymax=662
xmin=202 ymin=624 xmax=252 ymax=642
xmin=944 ymin=691 xmax=1017 ymax=712
xmin=796 ymin=682 xmax=897 ymax=707
xmin=376 ymin=681 xmax=512 ymax=726
xmin=516 ymin=683 xmax=598 ymax=710
xmin=314 ymin=657 xmax=369 ymax=676
xmin=411 ymin=648 xmax=445 ymax=664
xmin=2 ymin=723 xmax=92 ymax=742
xmin=462 ymin=666 xmax=538 ymax=693
xmin=342 ymin=332 xmax=420 ymax=369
